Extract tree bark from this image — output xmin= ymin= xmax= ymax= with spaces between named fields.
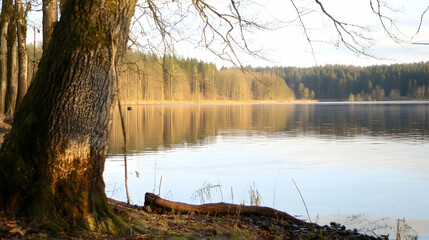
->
xmin=0 ymin=0 xmax=13 ymax=114
xmin=144 ymin=193 xmax=301 ymax=223
xmin=0 ymin=0 xmax=136 ymax=230
xmin=42 ymin=0 xmax=57 ymax=53
xmin=15 ymin=0 xmax=28 ymax=109
xmin=4 ymin=10 xmax=17 ymax=114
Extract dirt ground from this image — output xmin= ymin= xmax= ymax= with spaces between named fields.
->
xmin=0 ymin=199 xmax=388 ymax=240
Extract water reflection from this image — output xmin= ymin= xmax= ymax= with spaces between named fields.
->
xmin=105 ymin=102 xmax=429 ymax=238
xmin=108 ymin=102 xmax=429 ymax=155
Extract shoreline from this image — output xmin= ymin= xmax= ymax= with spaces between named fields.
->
xmin=0 ymin=198 xmax=386 ymax=239
xmin=118 ymin=99 xmax=429 ymax=105
xmin=119 ymin=99 xmax=319 ymax=105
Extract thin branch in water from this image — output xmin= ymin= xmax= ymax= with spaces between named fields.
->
xmin=112 ymin=43 xmax=131 ymax=205
xmin=117 ymin=97 xmax=130 ymax=204
xmin=158 ymin=175 xmax=163 ymax=196
xmin=292 ymin=178 xmax=311 ymax=223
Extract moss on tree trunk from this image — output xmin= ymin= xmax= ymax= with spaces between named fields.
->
xmin=0 ymin=0 xmax=136 ymax=231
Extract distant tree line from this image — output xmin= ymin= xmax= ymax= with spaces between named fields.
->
xmin=7 ymin=45 xmax=429 ymax=106
xmin=121 ymin=53 xmax=429 ymax=102
xmin=118 ymin=50 xmax=295 ymax=102
xmin=254 ymin=62 xmax=429 ymax=101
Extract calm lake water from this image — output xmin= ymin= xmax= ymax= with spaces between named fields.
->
xmin=105 ymin=102 xmax=429 ymax=238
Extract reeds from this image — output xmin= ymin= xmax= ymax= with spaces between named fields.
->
xmin=192 ymin=181 xmax=222 ymax=204
xmin=248 ymin=182 xmax=261 ymax=206
xmin=292 ymin=178 xmax=312 ymax=223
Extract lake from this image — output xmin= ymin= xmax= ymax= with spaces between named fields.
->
xmin=105 ymin=102 xmax=429 ymax=238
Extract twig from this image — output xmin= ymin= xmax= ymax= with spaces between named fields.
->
xmin=117 ymin=97 xmax=130 ymax=204
xmin=290 ymin=0 xmax=317 ymax=65
xmin=112 ymin=43 xmax=131 ymax=205
xmin=273 ymin=170 xmax=279 ymax=208
xmin=412 ymin=5 xmax=429 ymax=40
xmin=291 ymin=178 xmax=311 ymax=223
xmin=158 ymin=175 xmax=163 ymax=196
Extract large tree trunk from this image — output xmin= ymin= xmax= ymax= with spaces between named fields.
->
xmin=0 ymin=0 xmax=136 ymax=230
xmin=0 ymin=0 xmax=13 ymax=114
xmin=15 ymin=0 xmax=28 ymax=109
xmin=42 ymin=0 xmax=57 ymax=52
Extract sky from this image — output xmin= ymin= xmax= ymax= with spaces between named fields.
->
xmin=26 ymin=0 xmax=429 ymax=68
xmin=173 ymin=0 xmax=429 ymax=68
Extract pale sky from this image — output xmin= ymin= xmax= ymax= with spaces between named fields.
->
xmin=26 ymin=0 xmax=429 ymax=68
xmin=175 ymin=0 xmax=429 ymax=67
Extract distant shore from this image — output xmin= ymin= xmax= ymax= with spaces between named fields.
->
xmin=119 ymin=99 xmax=320 ymax=105
xmin=118 ymin=99 xmax=429 ymax=105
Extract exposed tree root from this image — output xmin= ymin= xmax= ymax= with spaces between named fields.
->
xmin=143 ymin=192 xmax=302 ymax=223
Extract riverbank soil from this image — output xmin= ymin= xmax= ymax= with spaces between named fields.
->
xmin=0 ymin=199 xmax=387 ymax=239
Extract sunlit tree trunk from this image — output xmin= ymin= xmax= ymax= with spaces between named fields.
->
xmin=42 ymin=0 xmax=57 ymax=52
xmin=15 ymin=0 xmax=27 ymax=109
xmin=0 ymin=0 xmax=13 ymax=114
xmin=4 ymin=12 xmax=17 ymax=114
xmin=0 ymin=0 xmax=136 ymax=230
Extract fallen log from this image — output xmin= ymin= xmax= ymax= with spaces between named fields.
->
xmin=144 ymin=192 xmax=302 ymax=223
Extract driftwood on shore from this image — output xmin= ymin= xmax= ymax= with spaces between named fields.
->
xmin=144 ymin=192 xmax=301 ymax=223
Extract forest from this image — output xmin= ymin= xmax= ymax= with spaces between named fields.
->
xmin=115 ymin=50 xmax=296 ymax=103
xmin=253 ymin=63 xmax=429 ymax=101
xmin=118 ymin=53 xmax=429 ymax=102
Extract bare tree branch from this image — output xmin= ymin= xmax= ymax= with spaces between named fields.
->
xmin=290 ymin=0 xmax=317 ymax=65
xmin=124 ymin=0 xmax=427 ymax=69
xmin=369 ymin=0 xmax=405 ymax=44
xmin=412 ymin=5 xmax=429 ymax=40
xmin=314 ymin=0 xmax=376 ymax=57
